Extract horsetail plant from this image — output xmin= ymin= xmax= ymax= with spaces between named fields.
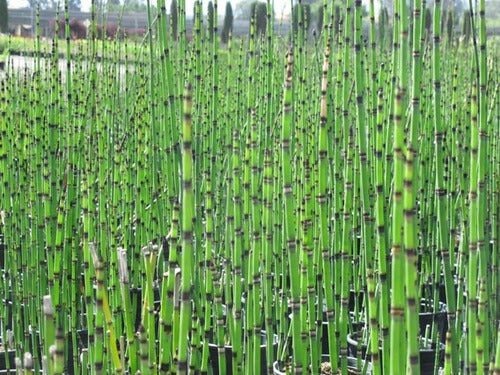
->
xmin=281 ymin=50 xmax=304 ymax=375
xmin=0 ymin=2 xmax=498 ymax=375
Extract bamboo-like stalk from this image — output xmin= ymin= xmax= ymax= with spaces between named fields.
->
xmin=42 ymin=296 xmax=55 ymax=375
xmin=390 ymin=87 xmax=405 ymax=375
xmin=493 ymin=325 xmax=500 ymax=374
xmin=177 ymin=82 xmax=193 ymax=375
xmin=332 ymin=21 xmax=344 ymax=352
xmin=404 ymin=0 xmax=421 ymax=368
xmin=117 ymin=247 xmax=138 ymax=373
xmin=468 ymin=80 xmax=479 ymax=375
xmin=476 ymin=1 xmax=489 ymax=370
xmin=232 ymin=126 xmax=244 ymax=375
xmin=263 ymin=2 xmax=275 ymax=373
xmin=374 ymin=82 xmax=390 ymax=375
xmin=249 ymin=107 xmax=263 ymax=375
xmin=142 ymin=244 xmax=158 ymax=371
xmin=89 ymin=243 xmax=122 ymax=374
xmin=339 ymin=2 xmax=354 ymax=374
xmin=52 ymin=327 xmax=64 ymax=375
xmin=319 ymin=43 xmax=337 ymax=373
xmin=432 ymin=1 xmax=459 ymax=372
xmin=281 ymin=50 xmax=304 ymax=374
xmin=0 ymin=4 xmax=498 ymax=374
xmin=477 ymin=278 xmax=486 ymax=374
xmin=158 ymin=204 xmax=179 ymax=373
xmin=24 ymin=352 xmax=34 ymax=375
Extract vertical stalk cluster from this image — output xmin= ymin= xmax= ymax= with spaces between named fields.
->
xmin=0 ymin=2 xmax=498 ymax=375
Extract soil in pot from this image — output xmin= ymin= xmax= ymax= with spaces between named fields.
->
xmin=319 ymin=361 xmax=367 ymax=375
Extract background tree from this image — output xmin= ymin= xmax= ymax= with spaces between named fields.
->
xmin=107 ymin=0 xmax=121 ymax=10
xmin=207 ymin=1 xmax=214 ymax=41
xmin=107 ymin=0 xmax=148 ymax=11
xmin=235 ymin=0 xmax=275 ymax=20
xmin=316 ymin=5 xmax=323 ymax=34
xmin=462 ymin=10 xmax=471 ymax=43
xmin=28 ymin=0 xmax=78 ymax=9
xmin=120 ymin=0 xmax=149 ymax=11
xmin=234 ymin=1 xmax=251 ymax=19
xmin=170 ymin=0 xmax=178 ymax=40
xmin=29 ymin=0 xmax=58 ymax=9
xmin=292 ymin=3 xmax=311 ymax=35
xmin=445 ymin=9 xmax=454 ymax=45
xmin=70 ymin=0 xmax=81 ymax=10
xmin=221 ymin=1 xmax=233 ymax=43
xmin=254 ymin=2 xmax=266 ymax=35
xmin=0 ymin=0 xmax=7 ymax=33
xmin=249 ymin=2 xmax=257 ymax=20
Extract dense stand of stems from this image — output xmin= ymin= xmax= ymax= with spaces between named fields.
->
xmin=0 ymin=3 xmax=498 ymax=375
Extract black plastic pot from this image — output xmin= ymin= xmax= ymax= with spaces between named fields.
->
xmin=347 ymin=332 xmax=444 ymax=375
xmin=273 ymin=355 xmax=372 ymax=375
xmin=422 ymin=274 xmax=459 ymax=305
xmin=321 ymin=290 xmax=366 ymax=315
xmin=129 ymin=287 xmax=161 ymax=331
xmin=0 ymin=347 xmax=43 ymax=373
xmin=346 ymin=331 xmax=368 ymax=359
xmin=207 ymin=331 xmax=277 ymax=375
xmin=0 ymin=348 xmax=15 ymax=371
xmin=321 ymin=318 xmax=365 ymax=355
xmin=15 ymin=328 xmax=89 ymax=373
xmin=419 ymin=299 xmax=448 ymax=343
xmin=319 ymin=291 xmax=365 ymax=355
xmin=419 ymin=339 xmax=445 ymax=375
xmin=66 ymin=329 xmax=89 ymax=375
xmin=422 ymin=282 xmax=447 ymax=304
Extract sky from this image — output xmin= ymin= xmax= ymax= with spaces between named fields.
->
xmin=8 ymin=0 xmax=293 ymax=16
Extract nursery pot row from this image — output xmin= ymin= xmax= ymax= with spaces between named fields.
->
xmin=273 ymin=355 xmax=372 ymax=375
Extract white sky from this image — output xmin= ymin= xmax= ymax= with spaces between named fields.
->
xmin=8 ymin=0 xmax=293 ymax=16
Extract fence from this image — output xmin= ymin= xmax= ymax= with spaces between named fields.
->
xmin=7 ymin=8 xmax=291 ymax=38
